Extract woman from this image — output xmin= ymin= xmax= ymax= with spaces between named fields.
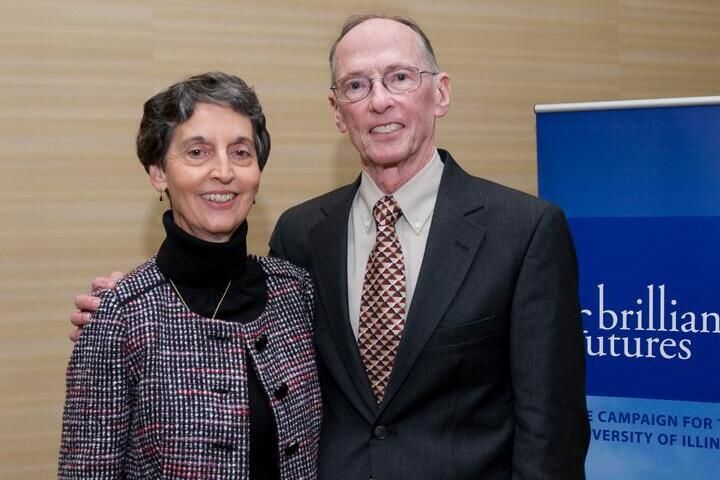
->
xmin=58 ymin=72 xmax=321 ymax=479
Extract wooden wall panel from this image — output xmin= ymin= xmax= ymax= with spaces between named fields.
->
xmin=620 ymin=0 xmax=720 ymax=97
xmin=425 ymin=0 xmax=620 ymax=192
xmin=0 ymin=2 xmax=155 ymax=476
xmin=0 ymin=0 xmax=718 ymax=476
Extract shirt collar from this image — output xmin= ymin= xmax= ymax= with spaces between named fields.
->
xmin=357 ymin=149 xmax=444 ymax=234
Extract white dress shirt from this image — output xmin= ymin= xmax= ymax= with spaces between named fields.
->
xmin=347 ymin=149 xmax=444 ymax=339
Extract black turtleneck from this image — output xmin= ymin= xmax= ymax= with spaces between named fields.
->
xmin=156 ymin=210 xmax=279 ymax=479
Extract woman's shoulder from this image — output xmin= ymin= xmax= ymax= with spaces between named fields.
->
xmin=73 ymin=261 xmax=163 ymax=379
xmin=112 ymin=257 xmax=165 ymax=301
xmin=252 ymin=255 xmax=311 ymax=282
xmin=93 ymin=258 xmax=166 ymax=317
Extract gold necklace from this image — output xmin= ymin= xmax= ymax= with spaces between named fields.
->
xmin=169 ymin=278 xmax=232 ymax=320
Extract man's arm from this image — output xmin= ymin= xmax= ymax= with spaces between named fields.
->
xmin=268 ymin=208 xmax=314 ymax=271
xmin=509 ymin=204 xmax=590 ymax=479
xmin=69 ymin=272 xmax=124 ymax=341
xmin=268 ymin=212 xmax=287 ymax=259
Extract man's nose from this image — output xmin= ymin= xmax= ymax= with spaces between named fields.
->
xmin=368 ymin=78 xmax=394 ymax=112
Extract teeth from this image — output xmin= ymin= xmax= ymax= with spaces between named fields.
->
xmin=201 ymin=193 xmax=236 ymax=203
xmin=371 ymin=123 xmax=403 ymax=133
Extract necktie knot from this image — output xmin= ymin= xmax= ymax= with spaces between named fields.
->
xmin=373 ymin=195 xmax=402 ymax=227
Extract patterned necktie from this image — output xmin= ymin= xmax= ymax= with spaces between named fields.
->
xmin=358 ymin=195 xmax=406 ymax=402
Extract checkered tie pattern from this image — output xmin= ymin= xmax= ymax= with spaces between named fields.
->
xmin=358 ymin=195 xmax=406 ymax=402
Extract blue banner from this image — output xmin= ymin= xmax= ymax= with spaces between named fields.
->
xmin=536 ymin=100 xmax=720 ymax=479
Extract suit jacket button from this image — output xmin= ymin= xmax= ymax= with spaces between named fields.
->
xmin=284 ymin=440 xmax=299 ymax=456
xmin=373 ymin=425 xmax=388 ymax=440
xmin=255 ymin=333 xmax=268 ymax=351
xmin=274 ymin=382 xmax=289 ymax=400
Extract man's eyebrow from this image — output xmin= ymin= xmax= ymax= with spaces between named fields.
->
xmin=383 ymin=64 xmax=412 ymax=72
xmin=339 ymin=64 xmax=414 ymax=79
xmin=336 ymin=69 xmax=365 ymax=80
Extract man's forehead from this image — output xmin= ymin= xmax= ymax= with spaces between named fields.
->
xmin=334 ymin=19 xmax=424 ymax=74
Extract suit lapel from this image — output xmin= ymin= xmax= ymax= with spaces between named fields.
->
xmin=310 ymin=180 xmax=379 ymax=419
xmin=379 ymin=152 xmax=486 ymax=412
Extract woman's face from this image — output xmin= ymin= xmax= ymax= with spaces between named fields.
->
xmin=149 ymin=102 xmax=261 ymax=243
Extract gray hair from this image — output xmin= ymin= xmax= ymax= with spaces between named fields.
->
xmin=329 ymin=14 xmax=440 ymax=83
xmin=136 ymin=71 xmax=271 ymax=172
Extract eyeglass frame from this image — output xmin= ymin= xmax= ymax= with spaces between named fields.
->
xmin=330 ymin=67 xmax=439 ymax=104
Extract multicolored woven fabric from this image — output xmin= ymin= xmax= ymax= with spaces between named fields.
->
xmin=58 ymin=256 xmax=321 ymax=479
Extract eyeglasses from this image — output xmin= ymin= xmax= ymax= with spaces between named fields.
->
xmin=331 ymin=67 xmax=439 ymax=104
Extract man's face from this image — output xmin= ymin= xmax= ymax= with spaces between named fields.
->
xmin=329 ymin=19 xmax=450 ymax=174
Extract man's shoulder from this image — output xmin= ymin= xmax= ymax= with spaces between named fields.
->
xmin=274 ymin=182 xmax=357 ymax=240
xmin=279 ymin=182 xmax=357 ymax=223
xmin=473 ymin=174 xmax=551 ymax=212
xmin=269 ymin=181 xmax=358 ymax=267
xmin=441 ymin=150 xmax=556 ymax=220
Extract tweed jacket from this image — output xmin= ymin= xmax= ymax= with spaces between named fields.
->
xmin=59 ymin=256 xmax=321 ymax=479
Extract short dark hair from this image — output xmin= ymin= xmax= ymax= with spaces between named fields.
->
xmin=328 ymin=14 xmax=439 ymax=83
xmin=136 ymin=71 xmax=271 ymax=171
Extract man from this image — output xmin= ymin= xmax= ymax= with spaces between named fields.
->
xmin=73 ymin=14 xmax=589 ymax=479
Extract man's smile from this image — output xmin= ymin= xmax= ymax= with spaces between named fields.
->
xmin=370 ymin=122 xmax=404 ymax=134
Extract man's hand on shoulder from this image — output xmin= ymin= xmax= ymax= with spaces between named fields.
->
xmin=69 ymin=271 xmax=125 ymax=342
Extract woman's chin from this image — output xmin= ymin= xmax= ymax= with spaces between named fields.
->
xmin=185 ymin=222 xmax=241 ymax=243
xmin=205 ymin=226 xmax=240 ymax=242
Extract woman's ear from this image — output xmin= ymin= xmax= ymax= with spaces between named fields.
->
xmin=148 ymin=164 xmax=168 ymax=193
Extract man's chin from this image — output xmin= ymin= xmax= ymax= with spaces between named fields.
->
xmin=361 ymin=149 xmax=408 ymax=170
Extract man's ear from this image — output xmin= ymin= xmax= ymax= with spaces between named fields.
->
xmin=328 ymin=93 xmax=348 ymax=133
xmin=433 ymin=72 xmax=451 ymax=119
xmin=148 ymin=164 xmax=168 ymax=193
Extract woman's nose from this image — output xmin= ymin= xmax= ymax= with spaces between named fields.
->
xmin=211 ymin=155 xmax=234 ymax=182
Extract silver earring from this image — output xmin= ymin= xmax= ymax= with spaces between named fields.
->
xmin=159 ymin=191 xmax=164 ymax=202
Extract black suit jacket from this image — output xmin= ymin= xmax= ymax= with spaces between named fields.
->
xmin=269 ymin=150 xmax=589 ymax=480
